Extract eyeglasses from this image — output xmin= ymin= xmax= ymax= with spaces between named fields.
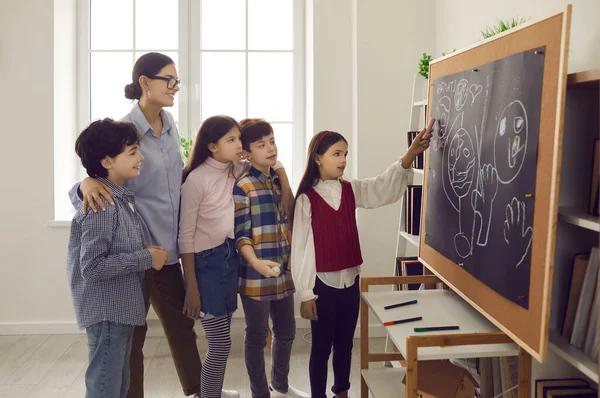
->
xmin=148 ymin=75 xmax=181 ymax=89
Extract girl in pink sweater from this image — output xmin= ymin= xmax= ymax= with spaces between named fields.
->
xmin=178 ymin=115 xmax=292 ymax=398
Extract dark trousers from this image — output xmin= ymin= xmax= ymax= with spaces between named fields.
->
xmin=127 ymin=264 xmax=202 ymax=398
xmin=309 ymin=276 xmax=360 ymax=398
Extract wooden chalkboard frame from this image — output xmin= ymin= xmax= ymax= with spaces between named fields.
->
xmin=418 ymin=5 xmax=571 ymax=363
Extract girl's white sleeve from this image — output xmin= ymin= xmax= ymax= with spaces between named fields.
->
xmin=352 ymin=159 xmax=411 ymax=209
xmin=291 ymin=194 xmax=318 ymax=302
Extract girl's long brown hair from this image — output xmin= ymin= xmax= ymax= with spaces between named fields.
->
xmin=290 ymin=130 xmax=348 ymax=226
xmin=182 ymin=115 xmax=240 ymax=183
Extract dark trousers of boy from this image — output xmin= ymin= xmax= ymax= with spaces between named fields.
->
xmin=309 ymin=276 xmax=360 ymax=398
xmin=128 ymin=264 xmax=202 ymax=398
xmin=241 ymin=294 xmax=296 ymax=398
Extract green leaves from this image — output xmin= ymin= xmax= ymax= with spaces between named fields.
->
xmin=481 ymin=17 xmax=528 ymax=39
xmin=418 ymin=53 xmax=433 ymax=79
xmin=180 ymin=136 xmax=193 ymax=163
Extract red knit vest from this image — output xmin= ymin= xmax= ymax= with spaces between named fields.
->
xmin=305 ymin=181 xmax=363 ymax=272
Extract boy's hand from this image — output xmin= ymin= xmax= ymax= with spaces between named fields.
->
xmin=183 ymin=287 xmax=202 ymax=320
xmin=149 ymin=246 xmax=169 ymax=270
xmin=300 ymin=300 xmax=318 ymax=320
xmin=80 ymin=177 xmax=114 ymax=214
xmin=254 ymin=259 xmax=281 ymax=278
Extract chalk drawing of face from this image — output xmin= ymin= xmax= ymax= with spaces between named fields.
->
xmin=454 ymin=79 xmax=469 ymax=111
xmin=436 ymin=96 xmax=451 ymax=140
xmin=493 ymin=100 xmax=528 ymax=184
xmin=447 ymin=128 xmax=476 ymax=198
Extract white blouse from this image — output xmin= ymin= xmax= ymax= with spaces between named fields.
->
xmin=291 ymin=159 xmax=411 ymax=302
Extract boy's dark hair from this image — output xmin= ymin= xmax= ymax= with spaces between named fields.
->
xmin=75 ymin=118 xmax=141 ymax=178
xmin=239 ymin=118 xmax=274 ymax=151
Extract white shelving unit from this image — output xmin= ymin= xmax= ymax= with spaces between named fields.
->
xmin=386 ymin=70 xmax=600 ymax=393
xmin=531 ymin=70 xmax=600 ymax=388
xmin=361 ymin=368 xmax=406 ymax=398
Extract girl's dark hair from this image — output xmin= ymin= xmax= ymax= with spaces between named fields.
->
xmin=75 ymin=118 xmax=141 ymax=178
xmin=182 ymin=115 xmax=241 ymax=182
xmin=124 ymin=52 xmax=175 ymax=100
xmin=291 ymin=130 xmax=348 ymax=225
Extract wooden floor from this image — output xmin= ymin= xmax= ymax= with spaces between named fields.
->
xmin=0 ymin=324 xmax=385 ymax=397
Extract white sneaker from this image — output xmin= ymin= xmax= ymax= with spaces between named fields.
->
xmin=270 ymin=385 xmax=310 ymax=398
xmin=221 ymin=389 xmax=240 ymax=398
xmin=193 ymin=390 xmax=240 ymax=398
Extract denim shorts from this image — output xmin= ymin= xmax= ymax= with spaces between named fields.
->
xmin=194 ymin=238 xmax=239 ymax=319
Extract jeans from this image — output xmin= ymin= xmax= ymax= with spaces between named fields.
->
xmin=194 ymin=238 xmax=239 ymax=319
xmin=86 ymin=321 xmax=135 ymax=398
xmin=241 ymin=294 xmax=296 ymax=398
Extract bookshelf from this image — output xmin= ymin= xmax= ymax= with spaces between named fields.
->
xmin=389 ymin=69 xmax=600 ymax=393
xmin=531 ymin=69 xmax=600 ymax=388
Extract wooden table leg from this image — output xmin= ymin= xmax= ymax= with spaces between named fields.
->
xmin=405 ymin=337 xmax=418 ymax=398
xmin=360 ymin=295 xmax=369 ymax=398
xmin=518 ymin=346 xmax=532 ymax=398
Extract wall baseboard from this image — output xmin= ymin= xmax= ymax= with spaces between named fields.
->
xmin=0 ymin=318 xmax=387 ymax=339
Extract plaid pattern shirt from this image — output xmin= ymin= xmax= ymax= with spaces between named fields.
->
xmin=67 ymin=177 xmax=152 ymax=329
xmin=233 ymin=166 xmax=295 ymax=301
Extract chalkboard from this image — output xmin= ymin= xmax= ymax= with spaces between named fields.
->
xmin=425 ymin=47 xmax=545 ymax=309
xmin=418 ymin=6 xmax=571 ymax=362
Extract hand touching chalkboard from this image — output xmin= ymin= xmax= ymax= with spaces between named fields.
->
xmin=401 ymin=118 xmax=435 ymax=169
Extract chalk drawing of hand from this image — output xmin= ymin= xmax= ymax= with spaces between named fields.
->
xmin=503 ymin=198 xmax=533 ymax=268
xmin=471 ymin=164 xmax=499 ymax=246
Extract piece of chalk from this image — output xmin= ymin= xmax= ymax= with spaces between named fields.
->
xmin=426 ymin=117 xmax=436 ymax=130
xmin=272 ymin=266 xmax=281 ymax=274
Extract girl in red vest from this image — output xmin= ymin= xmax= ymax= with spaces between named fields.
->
xmin=291 ymin=121 xmax=433 ymax=398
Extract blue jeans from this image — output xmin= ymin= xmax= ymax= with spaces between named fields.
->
xmin=194 ymin=238 xmax=239 ymax=319
xmin=85 ymin=321 xmax=135 ymax=398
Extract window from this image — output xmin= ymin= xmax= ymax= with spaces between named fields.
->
xmin=57 ymin=0 xmax=304 ymax=220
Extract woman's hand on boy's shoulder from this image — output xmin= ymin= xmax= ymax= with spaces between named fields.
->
xmin=80 ymin=177 xmax=114 ymax=214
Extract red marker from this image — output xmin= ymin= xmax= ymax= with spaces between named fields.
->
xmin=383 ymin=316 xmax=423 ymax=326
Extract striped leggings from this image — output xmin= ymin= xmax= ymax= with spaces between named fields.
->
xmin=199 ymin=314 xmax=233 ymax=398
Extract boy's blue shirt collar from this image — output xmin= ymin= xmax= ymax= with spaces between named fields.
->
xmin=248 ymin=164 xmax=278 ymax=183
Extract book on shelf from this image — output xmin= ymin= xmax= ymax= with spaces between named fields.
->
xmin=589 ymin=138 xmax=599 ymax=216
xmin=568 ymin=247 xmax=599 ymax=359
xmin=562 ymin=253 xmax=590 ymax=340
xmin=395 ymin=257 xmax=423 ymax=291
xmin=403 ymin=185 xmax=422 ymax=235
xmin=407 ymin=131 xmax=424 ymax=169
xmin=536 ymin=379 xmax=596 ymax=398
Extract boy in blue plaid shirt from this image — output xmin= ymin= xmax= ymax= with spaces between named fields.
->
xmin=67 ymin=118 xmax=169 ymax=398
xmin=233 ymin=119 xmax=308 ymax=398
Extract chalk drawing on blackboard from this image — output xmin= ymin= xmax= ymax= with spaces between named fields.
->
xmin=471 ymin=163 xmax=499 ymax=247
xmin=469 ymin=84 xmax=483 ymax=105
xmin=503 ymin=197 xmax=533 ymax=268
xmin=494 ymin=100 xmax=529 ymax=184
xmin=434 ymin=96 xmax=452 ymax=151
xmin=455 ymin=79 xmax=469 ymax=111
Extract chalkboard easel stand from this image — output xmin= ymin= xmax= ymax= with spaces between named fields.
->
xmin=359 ymin=275 xmax=530 ymax=398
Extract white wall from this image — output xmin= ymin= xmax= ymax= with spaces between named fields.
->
xmin=0 ymin=0 xmax=77 ymax=333
xmin=1 ymin=0 xmax=597 ymax=334
xmin=0 ymin=0 xmax=432 ymax=333
xmin=436 ymin=0 xmax=600 ymax=73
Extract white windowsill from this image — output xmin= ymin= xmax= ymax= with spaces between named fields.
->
xmin=48 ymin=220 xmax=72 ymax=228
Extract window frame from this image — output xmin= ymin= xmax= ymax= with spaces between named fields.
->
xmin=75 ymin=0 xmax=305 ymax=189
